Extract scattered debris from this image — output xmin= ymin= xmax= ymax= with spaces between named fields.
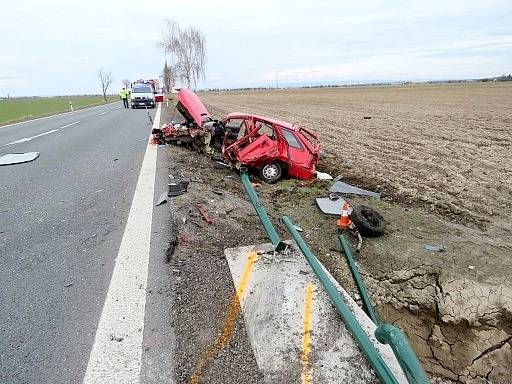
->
xmin=168 ymin=178 xmax=189 ymax=196
xmin=363 ymin=116 xmax=372 ymax=119
xmin=251 ymin=182 xmax=261 ymax=188
xmin=424 ymin=244 xmax=447 ymax=252
xmin=63 ymin=282 xmax=74 ymax=288
xmin=315 ymin=171 xmax=333 ymax=180
xmin=155 ymin=191 xmax=168 ymax=206
xmin=212 ymin=190 xmax=224 ymax=196
xmin=178 ymin=235 xmax=188 ymax=246
xmin=0 ymin=152 xmax=40 ymax=166
xmin=196 ymin=204 xmax=213 ymax=224
xmin=214 ymin=161 xmax=230 ymax=168
xmin=293 ymin=224 xmax=303 ymax=232
xmin=315 ymin=195 xmax=351 ymax=215
xmin=468 ymin=265 xmax=476 ymax=270
xmin=181 ymin=208 xmax=192 ymax=225
xmin=109 ymin=334 xmax=124 ymax=342
xmin=355 ymin=231 xmax=363 ymax=252
xmin=330 ymin=181 xmax=380 ymax=198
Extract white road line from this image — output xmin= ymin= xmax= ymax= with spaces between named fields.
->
xmin=60 ymin=121 xmax=81 ymax=129
xmin=3 ymin=121 xmax=81 ymax=147
xmin=82 ymin=104 xmax=161 ymax=384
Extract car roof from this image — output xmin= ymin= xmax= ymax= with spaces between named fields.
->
xmin=224 ymin=112 xmax=295 ymax=130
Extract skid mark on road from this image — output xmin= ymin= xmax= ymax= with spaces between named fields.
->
xmin=188 ymin=251 xmax=258 ymax=384
xmin=82 ymin=105 xmax=161 ymax=384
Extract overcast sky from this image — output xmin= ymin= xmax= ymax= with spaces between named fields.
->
xmin=1 ymin=0 xmax=511 ymax=96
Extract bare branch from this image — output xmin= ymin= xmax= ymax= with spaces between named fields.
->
xmin=158 ymin=19 xmax=206 ymax=88
xmin=97 ymin=69 xmax=113 ymax=102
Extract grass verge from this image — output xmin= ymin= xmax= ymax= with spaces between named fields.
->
xmin=0 ymin=95 xmax=119 ymax=126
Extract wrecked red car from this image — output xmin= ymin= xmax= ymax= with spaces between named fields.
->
xmin=152 ymin=89 xmax=320 ymax=182
xmin=221 ymin=113 xmax=319 ymax=183
xmin=152 ymin=89 xmax=218 ymax=152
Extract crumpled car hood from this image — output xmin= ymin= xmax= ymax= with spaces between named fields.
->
xmin=177 ymin=89 xmax=212 ymax=126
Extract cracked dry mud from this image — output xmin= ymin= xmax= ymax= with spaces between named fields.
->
xmin=196 ymin=84 xmax=512 ymax=383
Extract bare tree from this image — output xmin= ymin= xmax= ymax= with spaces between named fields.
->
xmin=162 ymin=61 xmax=173 ymax=92
xmin=97 ymin=69 xmax=113 ymax=102
xmin=159 ymin=19 xmax=206 ymax=88
xmin=121 ymin=78 xmax=130 ymax=89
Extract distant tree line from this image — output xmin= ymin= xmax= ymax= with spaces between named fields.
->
xmin=480 ymin=74 xmax=512 ymax=82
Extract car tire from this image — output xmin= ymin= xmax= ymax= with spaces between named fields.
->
xmin=350 ymin=205 xmax=385 ymax=236
xmin=259 ymin=162 xmax=282 ymax=184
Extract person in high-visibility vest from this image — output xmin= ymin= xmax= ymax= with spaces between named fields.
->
xmin=119 ymin=87 xmax=129 ymax=109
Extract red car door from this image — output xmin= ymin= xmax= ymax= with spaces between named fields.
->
xmin=278 ymin=127 xmax=316 ymax=179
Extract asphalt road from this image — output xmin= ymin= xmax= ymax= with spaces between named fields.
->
xmin=0 ymin=103 xmax=174 ymax=383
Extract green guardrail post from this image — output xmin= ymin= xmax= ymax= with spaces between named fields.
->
xmin=338 ymin=234 xmax=381 ymax=325
xmin=240 ymin=171 xmax=286 ymax=251
xmin=282 ymin=216 xmax=400 ymax=384
xmin=375 ymin=325 xmax=430 ymax=384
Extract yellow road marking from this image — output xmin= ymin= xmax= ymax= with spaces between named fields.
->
xmin=189 ymin=251 xmax=258 ymax=384
xmin=301 ymin=282 xmax=314 ymax=384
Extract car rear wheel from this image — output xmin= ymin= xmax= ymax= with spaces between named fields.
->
xmin=260 ymin=162 xmax=282 ymax=184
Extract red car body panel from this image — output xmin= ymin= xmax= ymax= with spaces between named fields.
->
xmin=221 ymin=113 xmax=319 ymax=180
xmin=177 ymin=89 xmax=211 ymax=126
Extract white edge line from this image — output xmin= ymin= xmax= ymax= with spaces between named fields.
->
xmin=82 ymin=104 xmax=161 ymax=383
xmin=0 ymin=101 xmax=120 ymax=129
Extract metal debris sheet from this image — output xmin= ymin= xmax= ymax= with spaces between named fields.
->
xmin=316 ymin=196 xmax=353 ymax=215
xmin=329 ymin=181 xmax=380 ymax=198
xmin=0 ymin=152 xmax=40 ymax=166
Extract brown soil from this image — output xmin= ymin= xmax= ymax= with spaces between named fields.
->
xmin=165 ymin=84 xmax=512 ymax=383
xmin=163 ymin=142 xmax=265 ymax=384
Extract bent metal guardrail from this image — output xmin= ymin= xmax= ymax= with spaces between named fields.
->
xmin=239 ymin=176 xmax=429 ymax=384
xmin=282 ymin=216 xmax=400 ymax=384
xmin=240 ymin=170 xmax=286 ymax=251
xmin=338 ymin=234 xmax=381 ymax=324
xmin=338 ymin=235 xmax=429 ymax=384
xmin=375 ymin=325 xmax=430 ymax=384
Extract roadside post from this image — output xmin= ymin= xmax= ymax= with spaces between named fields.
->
xmin=69 ymin=101 xmax=74 ymax=112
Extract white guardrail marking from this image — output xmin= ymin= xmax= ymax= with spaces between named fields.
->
xmin=82 ymin=104 xmax=161 ymax=384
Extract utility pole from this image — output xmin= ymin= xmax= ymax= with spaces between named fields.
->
xmin=275 ymin=71 xmax=282 ymax=89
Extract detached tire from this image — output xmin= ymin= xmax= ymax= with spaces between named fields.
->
xmin=350 ymin=205 xmax=385 ymax=236
xmin=260 ymin=162 xmax=282 ymax=184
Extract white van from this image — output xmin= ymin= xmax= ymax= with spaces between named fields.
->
xmin=130 ymin=83 xmax=156 ymax=109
